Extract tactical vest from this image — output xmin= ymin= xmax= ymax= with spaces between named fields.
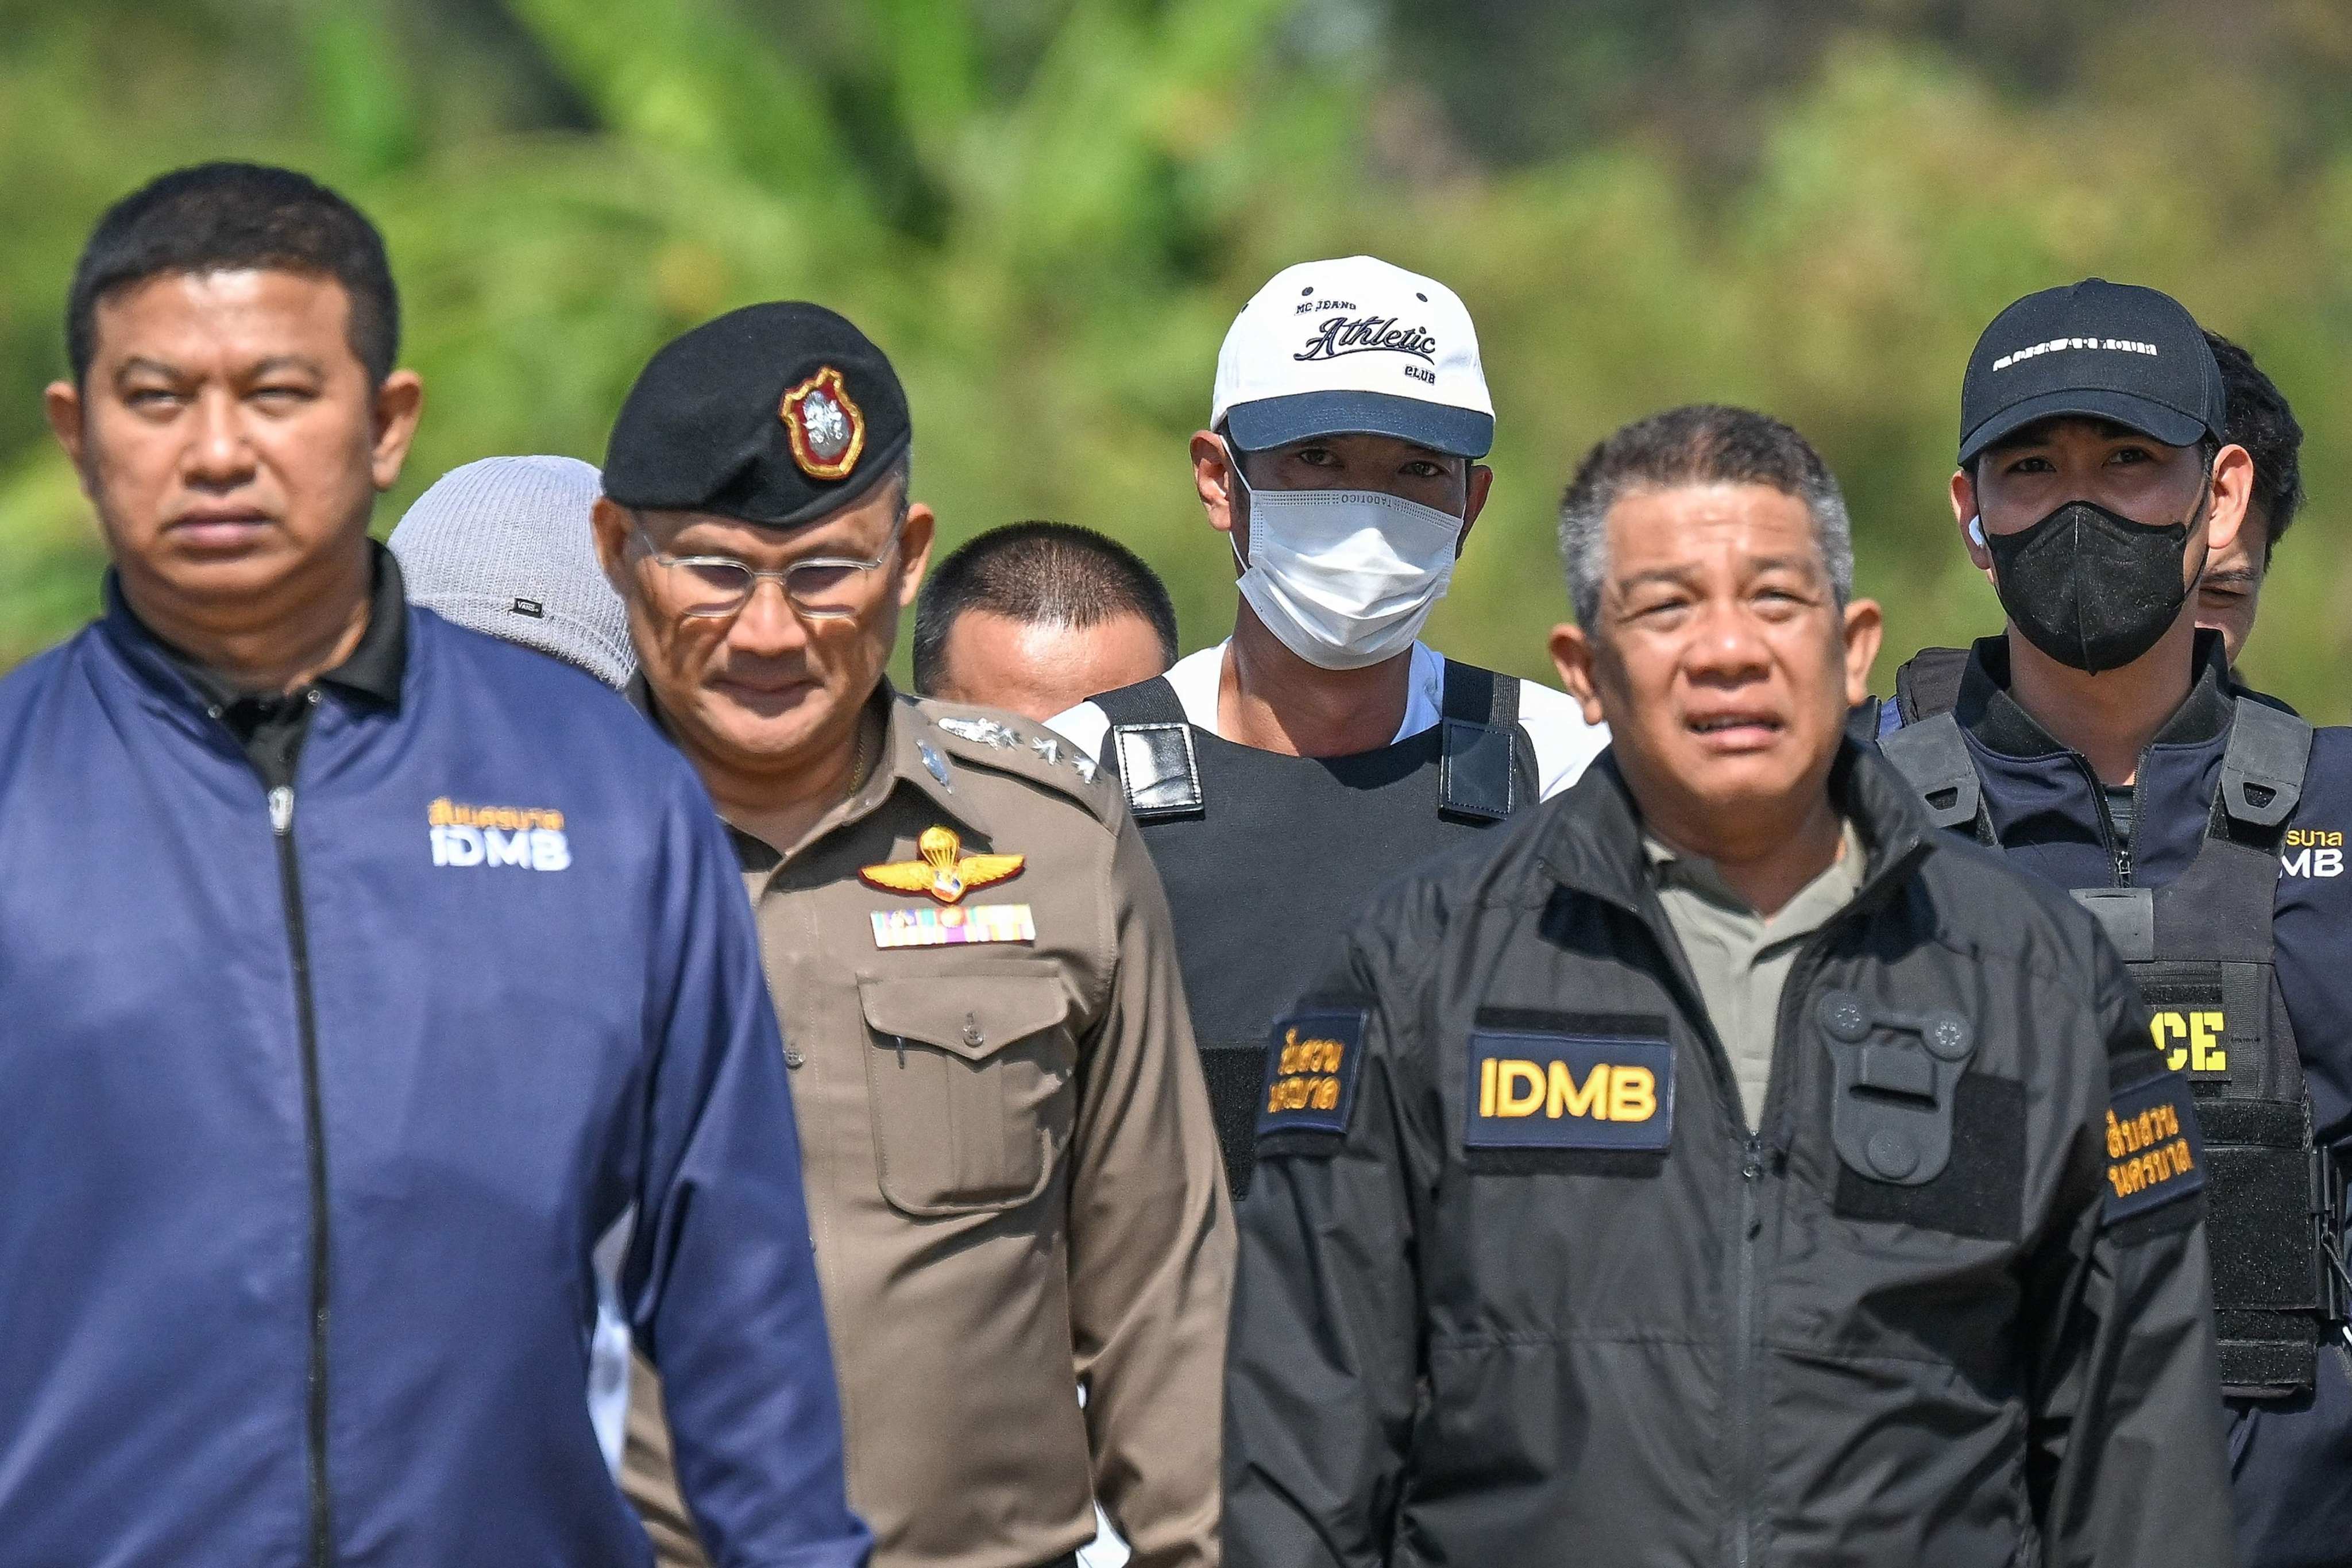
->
xmin=1883 ymin=688 xmax=2347 ymax=1399
xmin=1094 ymin=661 xmax=1538 ymax=1196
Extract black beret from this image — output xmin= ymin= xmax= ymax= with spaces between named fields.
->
xmin=603 ymin=302 xmax=911 ymax=528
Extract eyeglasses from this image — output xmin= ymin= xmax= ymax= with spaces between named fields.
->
xmin=629 ymin=518 xmax=902 ymax=620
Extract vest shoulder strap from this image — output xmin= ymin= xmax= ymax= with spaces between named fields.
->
xmin=1091 ymin=675 xmax=1185 ymax=727
xmin=1096 ymin=676 xmax=1204 ymax=821
xmin=1893 ymin=646 xmax=1970 ymax=723
xmin=2218 ymin=696 xmax=2313 ymax=831
xmin=1438 ymin=659 xmax=1535 ymax=822
xmin=1879 ymin=710 xmax=1990 ymax=839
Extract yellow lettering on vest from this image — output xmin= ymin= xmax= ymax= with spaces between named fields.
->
xmin=1480 ymin=1056 xmax=1497 ymax=1118
xmin=2189 ymin=1011 xmax=2227 ymax=1073
xmin=1497 ymin=1061 xmax=1545 ymax=1117
xmin=1609 ymin=1066 xmax=1658 ymax=1122
xmin=2106 ymin=1110 xmax=2126 ymax=1160
xmin=2151 ymin=1010 xmax=2187 ymax=1072
xmin=1547 ymin=1060 xmax=1608 ymax=1119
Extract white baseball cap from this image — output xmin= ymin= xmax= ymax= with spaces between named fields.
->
xmin=1211 ymin=255 xmax=1494 ymax=458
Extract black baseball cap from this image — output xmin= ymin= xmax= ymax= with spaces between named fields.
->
xmin=603 ymin=302 xmax=911 ymax=529
xmin=1957 ymin=279 xmax=2227 ymax=465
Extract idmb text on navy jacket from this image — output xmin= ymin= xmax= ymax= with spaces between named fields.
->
xmin=0 ymin=575 xmax=870 ymax=1568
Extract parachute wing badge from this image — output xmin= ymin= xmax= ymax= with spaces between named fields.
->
xmin=861 ymin=825 xmax=1025 ymax=905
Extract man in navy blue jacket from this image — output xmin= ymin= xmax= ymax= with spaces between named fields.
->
xmin=3 ymin=162 xmax=870 ymax=1568
xmin=1877 ymin=279 xmax=2351 ymax=1567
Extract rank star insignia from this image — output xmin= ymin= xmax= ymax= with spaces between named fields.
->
xmin=860 ymin=824 xmax=1024 ymax=905
xmin=780 ymin=365 xmax=866 ymax=480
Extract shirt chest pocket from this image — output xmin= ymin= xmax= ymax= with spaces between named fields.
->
xmin=858 ymin=964 xmax=1079 ymax=1217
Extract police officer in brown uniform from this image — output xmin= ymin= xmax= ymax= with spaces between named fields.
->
xmin=590 ymin=303 xmax=1231 ymax=1568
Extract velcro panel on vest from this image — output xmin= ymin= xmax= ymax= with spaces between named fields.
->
xmin=2072 ymin=887 xmax=2156 ymax=963
xmin=2212 ymin=1315 xmax=2316 ymax=1399
xmin=1111 ymin=723 xmax=1204 ymax=819
xmin=1199 ymin=1041 xmax=1271 ymax=1199
xmin=2199 ymin=1099 xmax=2323 ymax=1310
xmin=2197 ymin=1096 xmax=2323 ymax=1397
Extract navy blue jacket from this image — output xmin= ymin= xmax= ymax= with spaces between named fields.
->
xmin=0 ymin=566 xmax=870 ymax=1568
xmin=1885 ymin=635 xmax=2352 ymax=1568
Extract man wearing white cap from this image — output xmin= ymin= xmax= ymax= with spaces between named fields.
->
xmin=1050 ymin=256 xmax=1607 ymax=1196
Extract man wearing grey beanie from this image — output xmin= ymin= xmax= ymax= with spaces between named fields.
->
xmin=390 ymin=454 xmax=637 ymax=689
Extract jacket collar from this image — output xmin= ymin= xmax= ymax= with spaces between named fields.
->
xmin=1538 ymin=737 xmax=1935 ymax=918
xmin=1955 ymin=628 xmax=2233 ymax=760
xmin=102 ymin=540 xmax=408 ymax=712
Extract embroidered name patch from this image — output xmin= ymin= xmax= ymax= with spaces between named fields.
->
xmin=1258 ymin=1010 xmax=1366 ymax=1138
xmin=870 ymin=903 xmax=1036 ymax=949
xmin=1465 ymin=1031 xmax=1674 ymax=1152
xmin=2103 ymin=1070 xmax=2206 ymax=1224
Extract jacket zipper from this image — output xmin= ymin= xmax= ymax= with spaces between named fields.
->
xmin=1732 ymin=1130 xmax=1766 ymax=1568
xmin=1628 ymin=889 xmax=1781 ymax=1568
xmin=1624 ymin=847 xmax=1913 ymax=1568
xmin=2070 ymin=755 xmax=2134 ymax=886
xmin=271 ymin=783 xmax=335 ymax=1568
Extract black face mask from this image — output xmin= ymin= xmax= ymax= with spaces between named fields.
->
xmin=1985 ymin=491 xmax=2205 ymax=675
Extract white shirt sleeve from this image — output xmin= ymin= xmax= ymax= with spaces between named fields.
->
xmin=1512 ymin=677 xmax=1610 ymax=799
xmin=1045 ymin=700 xmax=1113 ymax=764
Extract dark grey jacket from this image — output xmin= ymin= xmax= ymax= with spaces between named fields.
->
xmin=1225 ymin=743 xmax=2235 ymax=1568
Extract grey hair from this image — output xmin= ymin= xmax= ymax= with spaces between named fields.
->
xmin=1557 ymin=404 xmax=1853 ymax=629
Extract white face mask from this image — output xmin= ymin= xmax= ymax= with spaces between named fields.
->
xmin=1227 ymin=448 xmax=1465 ymax=671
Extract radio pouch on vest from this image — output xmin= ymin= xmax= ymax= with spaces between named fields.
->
xmin=1882 ymin=693 xmax=2339 ymax=1397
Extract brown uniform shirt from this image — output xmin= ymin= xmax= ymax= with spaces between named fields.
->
xmin=624 ymin=690 xmax=1232 ymax=1568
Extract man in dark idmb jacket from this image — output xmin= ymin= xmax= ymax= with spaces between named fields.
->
xmin=0 ymin=163 xmax=867 ymax=1567
xmin=1224 ymin=404 xmax=2235 ymax=1567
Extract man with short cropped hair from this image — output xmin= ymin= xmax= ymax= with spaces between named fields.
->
xmin=913 ymin=521 xmax=1177 ymax=723
xmin=1225 ymin=402 xmax=2234 ymax=1566
xmin=3 ymin=163 xmax=864 ymax=1566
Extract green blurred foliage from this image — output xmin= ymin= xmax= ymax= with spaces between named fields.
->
xmin=4 ymin=0 xmax=2350 ymax=714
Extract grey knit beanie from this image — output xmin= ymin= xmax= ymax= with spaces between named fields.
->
xmin=388 ymin=455 xmax=635 ymax=689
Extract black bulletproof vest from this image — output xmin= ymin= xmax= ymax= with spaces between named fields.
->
xmin=1094 ymin=661 xmax=1539 ymax=1196
xmin=1884 ymin=696 xmax=2345 ymax=1398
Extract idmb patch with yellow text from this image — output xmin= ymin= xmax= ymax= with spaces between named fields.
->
xmin=1258 ymin=1009 xmax=1368 ymax=1138
xmin=1466 ymin=1030 xmax=1674 ymax=1152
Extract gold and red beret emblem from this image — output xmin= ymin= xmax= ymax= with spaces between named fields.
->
xmin=779 ymin=365 xmax=866 ymax=481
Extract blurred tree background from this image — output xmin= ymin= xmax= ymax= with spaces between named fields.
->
xmin=5 ymin=0 xmax=2351 ymax=713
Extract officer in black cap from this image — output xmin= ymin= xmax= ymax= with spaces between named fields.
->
xmin=1874 ymin=279 xmax=2352 ymax=1567
xmin=589 ymin=303 xmax=1231 ymax=1568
